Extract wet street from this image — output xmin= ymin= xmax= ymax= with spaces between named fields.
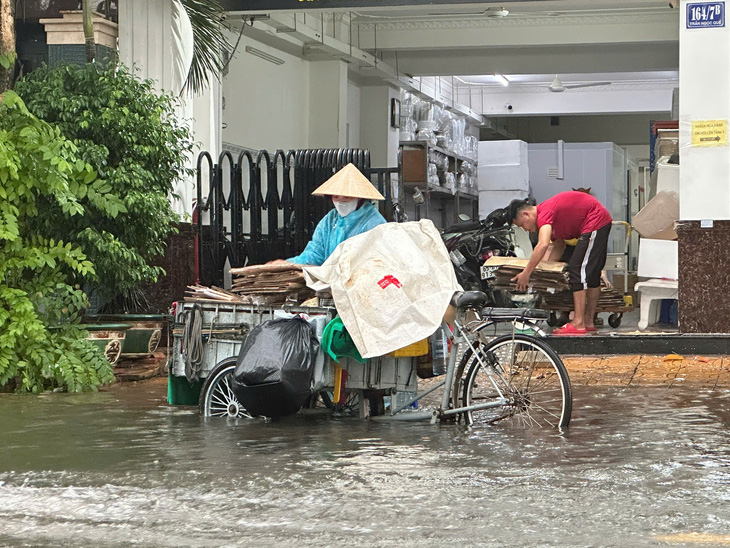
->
xmin=1 ymin=381 xmax=729 ymax=547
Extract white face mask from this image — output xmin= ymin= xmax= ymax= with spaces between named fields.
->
xmin=333 ymin=200 xmax=358 ymax=218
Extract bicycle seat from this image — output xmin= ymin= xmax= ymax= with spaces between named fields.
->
xmin=480 ymin=307 xmax=549 ymax=320
xmin=451 ymin=291 xmax=489 ymax=310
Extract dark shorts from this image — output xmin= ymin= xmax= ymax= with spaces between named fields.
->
xmin=568 ymin=222 xmax=611 ymax=291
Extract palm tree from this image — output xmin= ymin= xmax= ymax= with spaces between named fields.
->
xmin=179 ymin=0 xmax=231 ymax=95
xmin=3 ymin=0 xmax=230 ymax=95
xmin=94 ymin=0 xmax=230 ymax=94
xmin=82 ymin=0 xmax=95 ymax=63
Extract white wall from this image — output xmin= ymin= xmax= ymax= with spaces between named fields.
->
xmin=347 ymin=79 xmax=361 ymax=149
xmin=308 ymin=61 xmax=348 ymax=148
xmin=222 ymin=35 xmax=310 ymax=151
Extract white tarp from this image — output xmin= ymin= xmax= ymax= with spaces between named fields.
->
xmin=302 ymin=220 xmax=462 ymax=358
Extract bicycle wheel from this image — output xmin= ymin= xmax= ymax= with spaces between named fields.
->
xmin=462 ymin=334 xmax=572 ymax=428
xmin=199 ymin=358 xmax=252 ymax=419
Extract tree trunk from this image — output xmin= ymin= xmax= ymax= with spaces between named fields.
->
xmin=0 ymin=0 xmax=15 ymax=93
xmin=82 ymin=0 xmax=95 ymax=63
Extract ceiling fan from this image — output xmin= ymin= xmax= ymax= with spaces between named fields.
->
xmin=548 ymin=75 xmax=612 ymax=93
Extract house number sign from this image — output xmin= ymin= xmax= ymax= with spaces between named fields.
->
xmin=687 ymin=2 xmax=725 ymax=28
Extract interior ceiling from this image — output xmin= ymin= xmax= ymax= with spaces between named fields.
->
xmin=346 ymin=0 xmax=675 ymax=18
xmin=231 ymin=0 xmax=680 ymax=116
xmin=347 ymin=0 xmax=678 ymax=79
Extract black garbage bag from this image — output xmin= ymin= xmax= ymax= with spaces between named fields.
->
xmin=231 ymin=317 xmax=320 ymax=418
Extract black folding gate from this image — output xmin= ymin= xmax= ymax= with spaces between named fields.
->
xmin=195 ymin=148 xmax=397 ymax=287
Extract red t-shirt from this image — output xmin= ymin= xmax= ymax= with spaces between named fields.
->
xmin=537 ymin=191 xmax=612 ymax=240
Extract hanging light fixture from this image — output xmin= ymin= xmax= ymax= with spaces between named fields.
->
xmin=245 ymin=46 xmax=285 ymax=65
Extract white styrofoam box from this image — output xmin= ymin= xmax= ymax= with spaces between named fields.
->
xmin=479 ymin=189 xmax=528 ymax=219
xmin=478 ymin=140 xmax=528 ymax=166
xmin=512 ymin=226 xmax=534 ymax=259
xmin=655 ymin=160 xmax=679 ymax=195
xmin=477 ymin=163 xmax=530 ymax=192
xmin=637 ymin=238 xmax=678 ymax=280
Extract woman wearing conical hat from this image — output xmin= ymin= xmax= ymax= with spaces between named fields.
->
xmin=283 ymin=163 xmax=386 ymax=266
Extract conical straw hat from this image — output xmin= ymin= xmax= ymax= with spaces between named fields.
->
xmin=312 ymin=163 xmax=385 ymax=200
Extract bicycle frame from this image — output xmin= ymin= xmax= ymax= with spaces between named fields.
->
xmin=387 ymin=315 xmax=512 ymax=422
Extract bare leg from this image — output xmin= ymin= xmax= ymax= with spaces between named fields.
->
xmin=571 ymin=290 xmax=587 ymax=329
xmin=584 ymin=287 xmax=601 ymax=329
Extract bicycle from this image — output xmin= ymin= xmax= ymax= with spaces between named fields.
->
xmin=198 ymin=291 xmax=572 ymax=429
xmin=381 ymin=291 xmax=572 ymax=428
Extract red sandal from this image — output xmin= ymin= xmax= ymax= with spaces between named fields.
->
xmin=552 ymin=323 xmax=588 ymax=336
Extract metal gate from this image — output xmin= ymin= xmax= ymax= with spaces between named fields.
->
xmin=195 ymin=148 xmax=397 ymax=287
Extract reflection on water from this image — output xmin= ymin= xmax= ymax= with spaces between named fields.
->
xmin=1 ymin=384 xmax=729 ymax=547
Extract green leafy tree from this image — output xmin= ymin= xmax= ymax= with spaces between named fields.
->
xmin=0 ymin=91 xmax=121 ymax=392
xmin=15 ymin=63 xmax=195 ymax=310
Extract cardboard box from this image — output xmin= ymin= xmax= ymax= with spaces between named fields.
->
xmin=477 ymin=164 xmax=530 ymax=192
xmin=611 ymin=273 xmax=639 ymax=300
xmin=654 ymin=129 xmax=679 ymax=160
xmin=478 ymin=140 xmax=528 ymax=166
xmin=637 ymin=239 xmax=678 ymax=280
xmin=632 ymin=190 xmax=679 ymax=240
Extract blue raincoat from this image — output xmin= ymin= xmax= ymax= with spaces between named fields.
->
xmin=288 ymin=202 xmax=386 ymax=266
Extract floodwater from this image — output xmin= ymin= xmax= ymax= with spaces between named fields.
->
xmin=1 ymin=382 xmax=729 ymax=548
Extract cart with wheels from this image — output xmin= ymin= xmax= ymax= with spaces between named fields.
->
xmin=169 ymin=300 xmax=420 ymax=418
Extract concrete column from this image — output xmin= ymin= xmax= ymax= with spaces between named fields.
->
xmin=117 ymin=0 xmax=174 ymax=94
xmin=360 ymin=85 xmax=400 ymax=168
xmin=308 ymin=60 xmax=348 ymax=148
xmin=677 ymin=0 xmax=730 ymax=332
xmin=679 ymin=0 xmax=730 ymax=219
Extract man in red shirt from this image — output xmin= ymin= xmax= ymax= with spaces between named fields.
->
xmin=508 ymin=192 xmax=613 ymax=335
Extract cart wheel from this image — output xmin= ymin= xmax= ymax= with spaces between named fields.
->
xmin=608 ymin=313 xmax=623 ymax=328
xmin=318 ymin=390 xmax=361 ymax=414
xmin=147 ymin=328 xmax=162 ymax=354
xmin=199 ymin=358 xmax=252 ymax=419
xmin=547 ymin=312 xmax=558 ymax=327
xmin=557 ymin=312 xmax=570 ymax=327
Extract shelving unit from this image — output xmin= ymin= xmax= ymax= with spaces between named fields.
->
xmin=399 ymin=141 xmax=478 ymax=228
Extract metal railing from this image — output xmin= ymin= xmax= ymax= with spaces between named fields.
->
xmin=195 ymin=148 xmax=395 ymax=286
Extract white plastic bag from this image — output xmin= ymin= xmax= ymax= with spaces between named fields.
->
xmin=303 ymin=220 xmax=462 ymax=358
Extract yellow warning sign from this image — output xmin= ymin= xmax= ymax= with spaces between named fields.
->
xmin=692 ymin=119 xmax=728 ymax=147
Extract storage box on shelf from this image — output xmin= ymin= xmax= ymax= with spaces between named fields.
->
xmin=400 ymin=140 xmax=478 ymax=227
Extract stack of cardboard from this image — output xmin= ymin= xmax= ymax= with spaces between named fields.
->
xmin=229 ymin=263 xmax=314 ymax=304
xmin=185 ymin=285 xmax=246 ymax=303
xmin=484 ymin=257 xmax=627 ymax=311
xmin=484 ymin=257 xmax=569 ymax=293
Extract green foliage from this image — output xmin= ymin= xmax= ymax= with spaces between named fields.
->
xmin=180 ymin=0 xmax=232 ymax=95
xmin=0 ymin=52 xmax=16 ymax=70
xmin=15 ymin=63 xmax=194 ymax=308
xmin=0 ymin=91 xmax=115 ymax=392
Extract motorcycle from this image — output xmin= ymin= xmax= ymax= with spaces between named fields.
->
xmin=441 ymin=207 xmax=518 ymax=307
